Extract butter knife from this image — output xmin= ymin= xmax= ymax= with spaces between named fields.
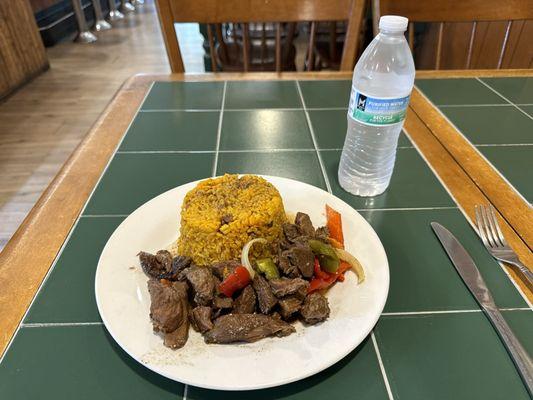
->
xmin=431 ymin=222 xmax=533 ymax=396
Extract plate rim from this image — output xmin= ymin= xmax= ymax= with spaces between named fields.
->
xmin=95 ymin=175 xmax=389 ymax=391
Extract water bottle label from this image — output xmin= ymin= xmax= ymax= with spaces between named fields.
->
xmin=348 ymin=89 xmax=411 ymax=126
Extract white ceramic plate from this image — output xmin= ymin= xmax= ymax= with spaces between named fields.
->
xmin=95 ymin=175 xmax=389 ymax=391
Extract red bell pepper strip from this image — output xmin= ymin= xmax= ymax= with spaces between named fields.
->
xmin=308 ymin=260 xmax=352 ymax=293
xmin=219 ymin=265 xmax=251 ymax=297
xmin=335 ymin=261 xmax=352 ymax=282
xmin=308 ymin=277 xmax=333 ymax=292
xmin=313 ymin=258 xmax=331 ymax=280
xmin=326 ymin=205 xmax=344 ymax=248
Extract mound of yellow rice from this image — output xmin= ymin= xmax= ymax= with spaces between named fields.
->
xmin=175 ymin=174 xmax=286 ymax=266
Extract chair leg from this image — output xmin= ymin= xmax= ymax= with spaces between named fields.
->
xmin=71 ymin=0 xmax=97 ymax=43
xmin=92 ymin=0 xmax=112 ymax=31
xmin=108 ymin=0 xmax=125 ymax=21
xmin=120 ymin=0 xmax=135 ymax=13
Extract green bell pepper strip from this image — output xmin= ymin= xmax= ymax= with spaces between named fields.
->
xmin=256 ymin=258 xmax=280 ymax=279
xmin=308 ymin=239 xmax=340 ymax=273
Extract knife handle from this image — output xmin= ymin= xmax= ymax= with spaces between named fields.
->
xmin=484 ymin=307 xmax=533 ymax=396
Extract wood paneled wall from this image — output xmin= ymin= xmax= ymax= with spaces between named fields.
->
xmin=415 ymin=21 xmax=533 ymax=69
xmin=0 ymin=0 xmax=49 ymax=100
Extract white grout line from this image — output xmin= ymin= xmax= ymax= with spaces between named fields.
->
xmin=140 ymin=109 xmax=220 ymax=113
xmin=295 ymin=80 xmax=333 ymax=193
xmin=356 ymin=206 xmax=458 ymax=212
xmin=139 ymin=107 xmax=351 ymax=113
xmin=218 ymin=107 xmax=303 ymax=112
xmin=371 ymin=332 xmax=394 ymax=400
xmin=117 ymin=150 xmax=215 ymax=154
xmin=182 ymin=385 xmax=189 ymax=400
xmin=0 ymin=82 xmax=156 ymax=366
xmin=81 ymin=214 xmax=129 ymax=218
xmin=114 ymin=147 xmax=417 ymax=154
xmin=437 ymin=103 xmax=529 ymax=108
xmin=475 ymin=143 xmax=533 ymax=147
xmin=22 ymin=322 xmax=104 ymax=328
xmin=319 ymin=146 xmax=414 ymax=151
xmin=141 ymin=107 xmax=302 ymax=112
xmin=382 ymin=309 xmax=479 ymax=317
xmin=219 ymin=148 xmax=316 ymax=153
xmin=475 ymin=78 xmax=533 ymax=121
xmin=381 ymin=308 xmax=531 ymax=316
xmin=306 ymin=107 xmax=348 ymax=111
xmin=212 ymin=81 xmax=227 ymax=177
xmin=136 ymin=105 xmax=533 ymax=112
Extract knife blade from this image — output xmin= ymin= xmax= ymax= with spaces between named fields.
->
xmin=431 ymin=222 xmax=533 ymax=396
xmin=431 ymin=222 xmax=495 ymax=306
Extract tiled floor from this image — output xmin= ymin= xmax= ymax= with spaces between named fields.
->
xmin=1 ymin=79 xmax=530 ymax=399
xmin=415 ymin=77 xmax=533 ymax=203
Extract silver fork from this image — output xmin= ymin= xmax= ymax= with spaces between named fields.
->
xmin=474 ymin=204 xmax=533 ymax=285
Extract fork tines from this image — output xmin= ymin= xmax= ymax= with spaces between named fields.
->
xmin=474 ymin=204 xmax=507 ymax=248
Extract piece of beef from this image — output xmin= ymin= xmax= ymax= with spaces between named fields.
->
xmin=204 ymin=314 xmax=295 ymax=344
xmin=283 ymin=222 xmax=300 ymax=242
xmin=159 ymin=255 xmax=192 ymax=281
xmin=295 ymin=212 xmax=315 ymax=237
xmin=252 ymin=274 xmax=277 ymax=314
xmin=270 ymin=311 xmax=282 ymax=321
xmin=269 ymin=278 xmax=309 ymax=299
xmin=190 ymin=306 xmax=213 ymax=333
xmin=300 ymin=292 xmax=330 ymax=324
xmin=233 ymin=285 xmax=256 ymax=314
xmin=147 ymin=279 xmax=190 ymax=349
xmin=210 ymin=260 xmax=240 ymax=280
xmin=315 ymin=226 xmax=330 ymax=242
xmin=139 ymin=250 xmax=172 ymax=278
xmin=164 ymin=319 xmax=189 ymax=349
xmin=287 ymin=246 xmax=314 ymax=278
xmin=184 ymin=265 xmax=216 ymax=306
xmin=213 ymin=295 xmax=233 ymax=310
xmin=278 ymin=250 xmax=301 ymax=278
xmin=278 ymin=296 xmax=303 ymax=320
xmin=148 ymin=279 xmax=187 ymax=332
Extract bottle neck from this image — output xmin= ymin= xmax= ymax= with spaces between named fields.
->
xmin=378 ymin=29 xmax=405 ymax=37
xmin=376 ymin=29 xmax=406 ymax=43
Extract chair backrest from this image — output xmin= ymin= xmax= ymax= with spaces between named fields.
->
xmin=372 ymin=0 xmax=533 ymax=69
xmin=155 ymin=0 xmax=365 ymax=72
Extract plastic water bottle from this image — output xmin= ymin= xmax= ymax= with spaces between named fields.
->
xmin=338 ymin=15 xmax=415 ymax=196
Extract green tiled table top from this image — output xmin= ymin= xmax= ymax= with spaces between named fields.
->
xmin=415 ymin=77 xmax=533 ymax=202
xmin=1 ymin=79 xmax=530 ymax=399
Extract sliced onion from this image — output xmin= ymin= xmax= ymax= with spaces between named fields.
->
xmin=335 ymin=248 xmax=365 ymax=284
xmin=241 ymin=238 xmax=267 ymax=279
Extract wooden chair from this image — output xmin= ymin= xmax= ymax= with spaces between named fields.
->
xmin=209 ymin=22 xmax=298 ymax=72
xmin=372 ymin=0 xmax=533 ymax=69
xmin=155 ymin=0 xmax=366 ymax=72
